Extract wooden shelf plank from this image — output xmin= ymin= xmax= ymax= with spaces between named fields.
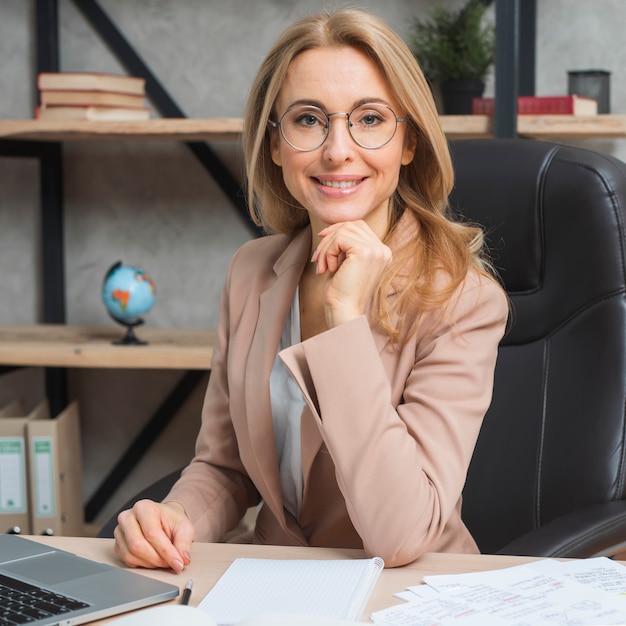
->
xmin=441 ymin=114 xmax=626 ymax=139
xmin=1 ymin=115 xmax=625 ymax=142
xmin=0 ymin=118 xmax=243 ymax=142
xmin=440 ymin=115 xmax=492 ymax=139
xmin=0 ymin=324 xmax=214 ymax=369
xmin=516 ymin=114 xmax=626 ymax=138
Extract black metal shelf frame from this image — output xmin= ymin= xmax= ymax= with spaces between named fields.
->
xmin=493 ymin=0 xmax=537 ymax=138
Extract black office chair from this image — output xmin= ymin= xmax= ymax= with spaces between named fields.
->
xmin=100 ymin=139 xmax=626 ymax=559
xmin=451 ymin=138 xmax=626 ymax=557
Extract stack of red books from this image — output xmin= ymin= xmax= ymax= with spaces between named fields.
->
xmin=472 ymin=95 xmax=598 ymax=116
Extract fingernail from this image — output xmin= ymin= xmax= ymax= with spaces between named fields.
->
xmin=182 ymin=551 xmax=191 ymax=562
xmin=172 ymin=559 xmax=184 ymax=571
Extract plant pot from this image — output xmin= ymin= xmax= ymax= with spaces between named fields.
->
xmin=439 ymin=80 xmax=485 ymax=115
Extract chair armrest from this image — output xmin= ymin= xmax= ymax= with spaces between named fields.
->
xmin=495 ymin=500 xmax=626 ymax=558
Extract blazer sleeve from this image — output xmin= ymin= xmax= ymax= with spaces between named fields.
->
xmin=165 ymin=253 xmax=261 ymax=542
xmin=279 ymin=272 xmax=508 ymax=566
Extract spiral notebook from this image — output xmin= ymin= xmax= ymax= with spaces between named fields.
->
xmin=197 ymin=556 xmax=385 ymax=625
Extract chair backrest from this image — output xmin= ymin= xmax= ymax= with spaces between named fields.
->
xmin=450 ymin=139 xmax=626 ymax=554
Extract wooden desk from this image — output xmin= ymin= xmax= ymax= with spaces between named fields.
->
xmin=28 ymin=535 xmax=540 ymax=624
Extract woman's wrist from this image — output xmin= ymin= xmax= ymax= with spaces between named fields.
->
xmin=163 ymin=500 xmax=189 ymax=519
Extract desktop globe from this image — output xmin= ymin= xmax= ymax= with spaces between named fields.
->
xmin=102 ymin=261 xmax=156 ymax=345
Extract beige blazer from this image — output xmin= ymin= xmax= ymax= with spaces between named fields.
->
xmin=166 ymin=222 xmax=509 ymax=567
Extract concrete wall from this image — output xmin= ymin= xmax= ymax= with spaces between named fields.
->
xmin=0 ymin=0 xmax=624 ymax=529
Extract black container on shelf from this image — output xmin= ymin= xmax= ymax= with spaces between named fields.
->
xmin=568 ymin=70 xmax=610 ymax=114
xmin=439 ymin=80 xmax=485 ymax=115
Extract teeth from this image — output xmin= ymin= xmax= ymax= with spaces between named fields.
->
xmin=318 ymin=179 xmax=362 ymax=188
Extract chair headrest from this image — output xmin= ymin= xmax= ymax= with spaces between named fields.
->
xmin=448 ymin=139 xmax=626 ymax=343
xmin=449 ymin=139 xmax=558 ymax=294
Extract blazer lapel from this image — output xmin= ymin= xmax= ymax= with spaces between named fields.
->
xmin=243 ymin=228 xmax=311 ymax=522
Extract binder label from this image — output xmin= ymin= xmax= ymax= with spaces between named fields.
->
xmin=0 ymin=437 xmax=27 ymax=513
xmin=32 ymin=437 xmax=56 ymax=517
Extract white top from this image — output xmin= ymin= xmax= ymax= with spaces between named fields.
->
xmin=269 ymin=288 xmax=306 ymax=517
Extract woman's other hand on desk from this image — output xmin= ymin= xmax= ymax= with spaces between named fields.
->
xmin=113 ymin=500 xmax=195 ymax=572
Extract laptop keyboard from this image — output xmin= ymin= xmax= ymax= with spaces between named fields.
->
xmin=0 ymin=572 xmax=90 ymax=625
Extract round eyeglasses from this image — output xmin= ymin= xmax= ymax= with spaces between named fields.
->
xmin=268 ymin=103 xmax=408 ymax=152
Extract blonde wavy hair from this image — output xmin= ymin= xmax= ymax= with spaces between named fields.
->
xmin=243 ymin=8 xmax=496 ymax=343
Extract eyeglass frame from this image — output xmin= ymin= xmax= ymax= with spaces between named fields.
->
xmin=268 ymin=102 xmax=409 ymax=152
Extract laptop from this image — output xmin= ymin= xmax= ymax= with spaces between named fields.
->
xmin=0 ymin=534 xmax=180 ymax=625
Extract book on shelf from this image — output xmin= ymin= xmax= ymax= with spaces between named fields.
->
xmin=35 ymin=105 xmax=151 ymax=121
xmin=37 ymin=71 xmax=145 ymax=95
xmin=40 ymin=89 xmax=145 ymax=108
xmin=26 ymin=399 xmax=83 ymax=536
xmin=0 ymin=399 xmax=30 ymax=534
xmin=472 ymin=94 xmax=598 ymax=116
xmin=36 ymin=71 xmax=149 ymax=122
xmin=0 ymin=398 xmax=83 ymax=536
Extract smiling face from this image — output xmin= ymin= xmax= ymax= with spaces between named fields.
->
xmin=269 ymin=46 xmax=416 ymax=240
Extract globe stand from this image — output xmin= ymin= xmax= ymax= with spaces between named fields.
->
xmin=111 ymin=317 xmax=148 ymax=346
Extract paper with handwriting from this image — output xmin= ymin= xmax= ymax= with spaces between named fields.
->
xmin=372 ymin=557 xmax=626 ymax=625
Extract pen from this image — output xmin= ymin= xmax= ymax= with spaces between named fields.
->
xmin=180 ymin=579 xmax=193 ymax=605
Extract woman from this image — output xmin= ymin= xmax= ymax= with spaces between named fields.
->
xmin=114 ymin=8 xmax=508 ymax=570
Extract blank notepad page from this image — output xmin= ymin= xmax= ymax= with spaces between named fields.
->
xmin=198 ymin=557 xmax=384 ymax=625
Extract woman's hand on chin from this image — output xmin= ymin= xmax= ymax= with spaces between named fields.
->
xmin=311 ymin=220 xmax=392 ymax=328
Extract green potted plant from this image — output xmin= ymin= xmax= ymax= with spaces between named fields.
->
xmin=409 ymin=0 xmax=495 ymax=114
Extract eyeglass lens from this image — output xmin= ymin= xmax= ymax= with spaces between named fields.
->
xmin=279 ymin=103 xmax=399 ymax=151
